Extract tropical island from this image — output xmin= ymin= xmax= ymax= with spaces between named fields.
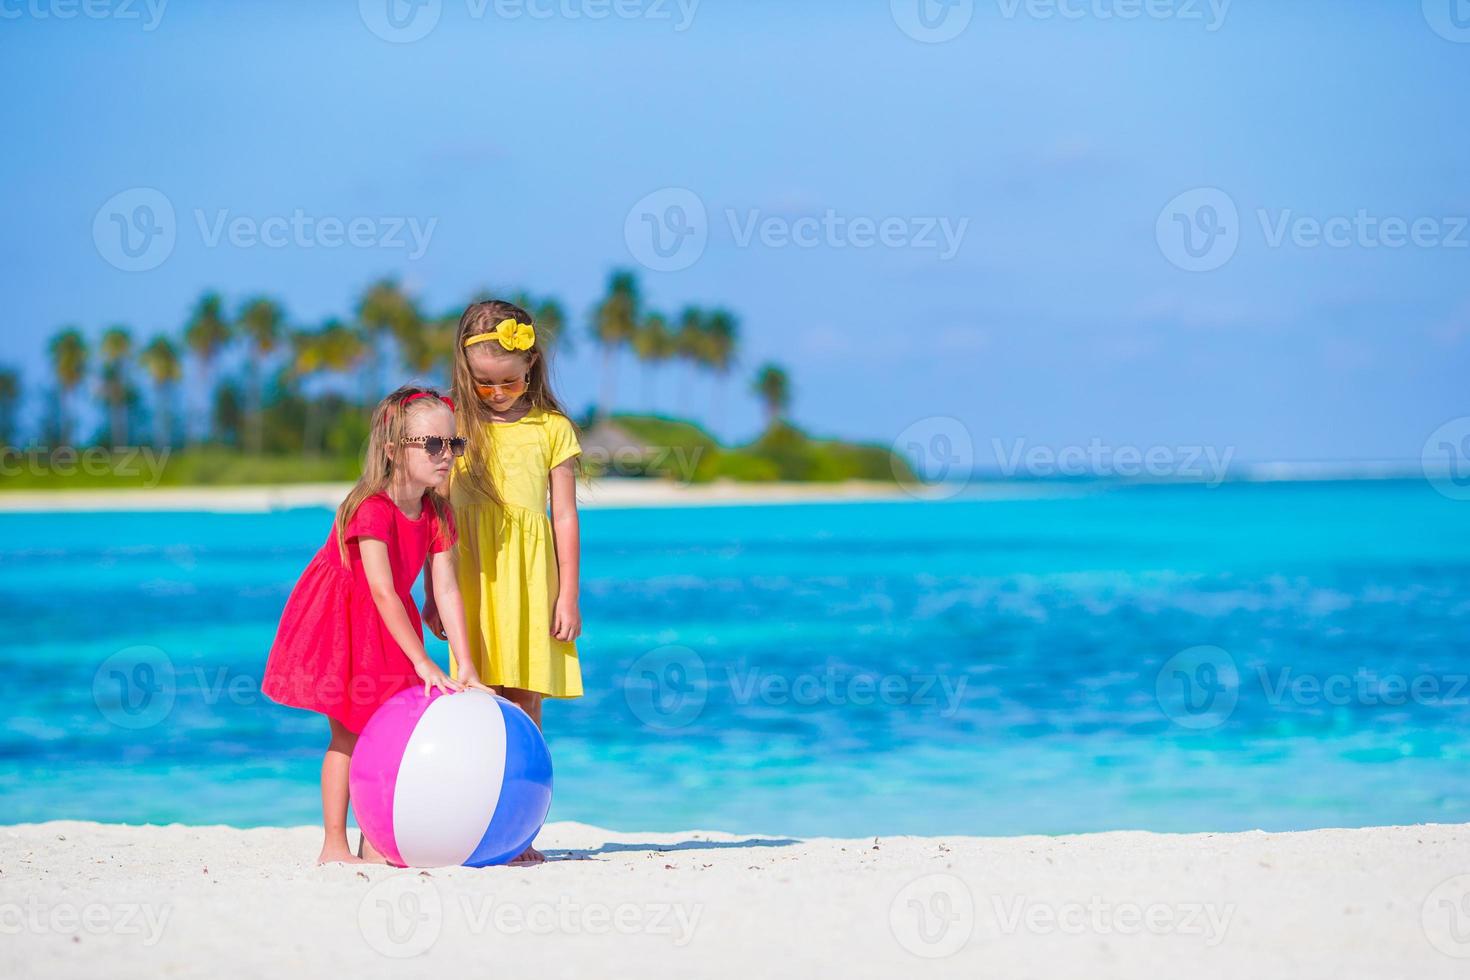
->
xmin=0 ymin=270 xmax=913 ymax=492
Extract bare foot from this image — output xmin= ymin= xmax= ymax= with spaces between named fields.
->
xmin=318 ymin=844 xmax=367 ymax=865
xmin=509 ymin=846 xmax=545 ymax=866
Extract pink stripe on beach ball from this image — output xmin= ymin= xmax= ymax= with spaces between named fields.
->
xmin=349 ymin=688 xmax=440 ymax=867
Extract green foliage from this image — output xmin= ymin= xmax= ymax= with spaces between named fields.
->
xmin=610 ymin=414 xmax=720 ymax=457
xmin=212 ymin=381 xmax=245 ymax=449
xmin=324 ymin=405 xmax=372 ymax=461
xmin=184 ymin=293 xmax=232 ymax=360
xmin=0 ymin=447 xmax=358 ymax=489
xmin=15 ymin=273 xmax=906 ymax=489
xmin=692 ymin=450 xmax=781 ymax=483
xmin=752 ymin=362 xmax=791 ymax=423
xmin=612 ymin=415 xmax=911 ymax=485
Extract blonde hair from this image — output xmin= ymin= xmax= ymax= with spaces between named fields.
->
xmin=334 ymin=385 xmax=454 ymax=563
xmin=450 ymin=300 xmax=578 ymax=503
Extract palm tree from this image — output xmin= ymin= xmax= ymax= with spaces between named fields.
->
xmin=673 ymin=306 xmax=707 ymax=416
xmin=289 ymin=330 xmax=328 ymax=457
xmin=138 ymin=336 xmax=182 ymax=448
xmin=753 ymin=362 xmax=791 ymax=428
xmin=184 ymin=292 xmax=232 ymax=445
xmin=99 ymin=326 xmax=133 ymax=448
xmin=47 ymin=327 xmax=88 ymax=446
xmin=631 ymin=312 xmax=675 ymax=411
xmin=590 ymin=270 xmax=641 ymax=420
xmin=319 ymin=319 xmax=368 ymax=381
xmin=704 ymin=308 xmax=739 ymax=434
xmin=293 ymin=320 xmax=367 ymax=456
xmin=357 ymin=279 xmax=418 ymax=396
xmin=238 ymin=296 xmax=285 ymax=454
xmin=533 ymin=298 xmax=568 ymax=353
xmin=0 ymin=367 xmax=19 ymax=447
xmin=401 ymin=312 xmax=456 ymax=385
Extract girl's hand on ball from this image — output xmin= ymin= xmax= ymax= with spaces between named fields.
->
xmin=456 ymin=665 xmax=496 ymax=695
xmin=416 ymin=660 xmax=463 ymax=695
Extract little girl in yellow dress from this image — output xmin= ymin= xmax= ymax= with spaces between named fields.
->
xmin=425 ymin=302 xmax=583 ymax=825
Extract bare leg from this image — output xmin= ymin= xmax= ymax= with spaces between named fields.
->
xmin=319 ymin=718 xmax=365 ymax=865
xmin=495 ymin=687 xmax=546 ymax=864
xmin=496 ymin=686 xmax=543 ymax=730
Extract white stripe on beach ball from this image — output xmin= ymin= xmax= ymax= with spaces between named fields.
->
xmin=393 ymin=691 xmax=507 ymax=868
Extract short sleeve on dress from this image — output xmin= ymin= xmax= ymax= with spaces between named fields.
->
xmin=430 ymin=504 xmax=457 ymax=554
xmin=547 ymin=414 xmax=582 ymax=470
xmin=345 ymin=494 xmax=394 ymax=543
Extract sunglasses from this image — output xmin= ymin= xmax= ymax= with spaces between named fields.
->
xmin=400 ymin=436 xmax=467 ymax=458
xmin=474 ymin=376 xmax=529 ymax=400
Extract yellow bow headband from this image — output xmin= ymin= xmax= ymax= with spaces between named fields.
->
xmin=464 ymin=318 xmax=536 ymax=352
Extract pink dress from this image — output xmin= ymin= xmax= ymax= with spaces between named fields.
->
xmin=262 ymin=492 xmax=456 ymax=733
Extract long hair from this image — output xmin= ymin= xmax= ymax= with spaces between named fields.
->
xmin=450 ymin=299 xmax=578 ymax=502
xmin=334 ymin=385 xmax=454 ymax=563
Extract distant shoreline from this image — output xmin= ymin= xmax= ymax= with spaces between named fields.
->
xmin=0 ymin=468 xmax=1440 ymax=513
xmin=0 ymin=479 xmax=922 ymax=514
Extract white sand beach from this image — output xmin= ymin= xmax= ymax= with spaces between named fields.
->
xmin=0 ymin=479 xmax=928 ymax=513
xmin=3 ymin=820 xmax=1468 ymax=979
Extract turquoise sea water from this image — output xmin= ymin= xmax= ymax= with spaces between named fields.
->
xmin=2 ymin=480 xmax=1468 ymax=837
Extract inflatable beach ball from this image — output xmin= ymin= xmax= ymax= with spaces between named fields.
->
xmin=349 ymin=688 xmax=552 ymax=867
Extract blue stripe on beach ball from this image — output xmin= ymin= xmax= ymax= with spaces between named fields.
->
xmin=463 ymin=696 xmax=554 ymax=867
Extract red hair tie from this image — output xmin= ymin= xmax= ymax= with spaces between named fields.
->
xmin=402 ymin=391 xmax=455 ymax=411
xmin=382 ymin=391 xmax=455 ymax=431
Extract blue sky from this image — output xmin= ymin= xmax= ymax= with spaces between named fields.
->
xmin=1 ymin=0 xmax=1466 ymax=465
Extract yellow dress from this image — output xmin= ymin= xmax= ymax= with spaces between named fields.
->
xmin=449 ymin=407 xmax=583 ymax=698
